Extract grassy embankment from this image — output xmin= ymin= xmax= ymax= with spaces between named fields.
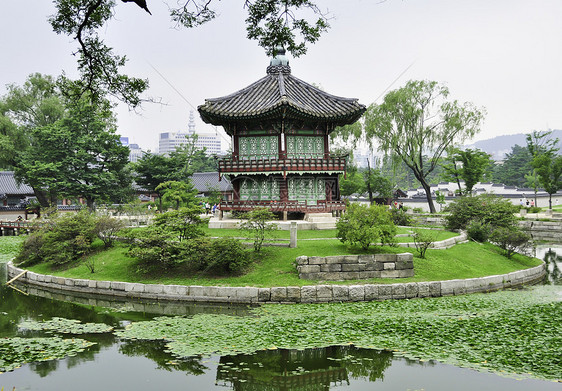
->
xmin=13 ymin=227 xmax=542 ymax=288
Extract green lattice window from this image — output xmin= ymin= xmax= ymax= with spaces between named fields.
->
xmin=239 ymin=136 xmax=278 ymax=159
xmin=239 ymin=177 xmax=280 ymax=201
xmin=288 ymin=177 xmax=326 ymax=205
xmin=286 ymin=136 xmax=324 ymax=158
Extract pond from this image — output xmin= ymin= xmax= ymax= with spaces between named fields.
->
xmin=0 ymin=240 xmax=560 ymax=390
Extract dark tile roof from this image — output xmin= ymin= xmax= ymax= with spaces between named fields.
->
xmin=190 ymin=172 xmax=232 ymax=193
xmin=0 ymin=171 xmax=34 ymax=195
xmin=198 ymin=64 xmax=366 ymax=133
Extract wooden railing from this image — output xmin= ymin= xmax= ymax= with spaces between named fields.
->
xmin=220 ymin=200 xmax=346 ymax=213
xmin=218 ymin=155 xmax=347 ymax=174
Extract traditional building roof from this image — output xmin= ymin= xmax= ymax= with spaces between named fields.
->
xmin=198 ymin=49 xmax=366 ymax=133
xmin=190 ymin=172 xmax=232 ymax=193
xmin=0 ymin=171 xmax=34 ymax=195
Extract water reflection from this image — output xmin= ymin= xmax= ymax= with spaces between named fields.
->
xmin=215 ymin=346 xmax=394 ymax=390
xmin=535 ymin=245 xmax=562 ymax=285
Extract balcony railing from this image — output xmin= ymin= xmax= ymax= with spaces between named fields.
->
xmin=219 ymin=200 xmax=346 ymax=213
xmin=218 ymin=154 xmax=347 ymax=174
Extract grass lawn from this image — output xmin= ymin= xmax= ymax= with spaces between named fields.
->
xmin=25 ymin=234 xmax=542 ymax=287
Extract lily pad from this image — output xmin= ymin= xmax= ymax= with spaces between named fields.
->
xmin=19 ymin=317 xmax=114 ymax=334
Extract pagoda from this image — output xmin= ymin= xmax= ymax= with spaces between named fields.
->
xmin=198 ymin=49 xmax=365 ymax=219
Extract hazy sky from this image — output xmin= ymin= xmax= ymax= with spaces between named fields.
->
xmin=1 ymin=0 xmax=561 ymax=152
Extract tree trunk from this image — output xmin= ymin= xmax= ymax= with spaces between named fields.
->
xmin=419 ymin=179 xmax=437 ymax=213
xmin=33 ymin=188 xmax=51 ymax=208
xmin=86 ymin=197 xmax=95 ymax=212
xmin=366 ymin=159 xmax=373 ymax=205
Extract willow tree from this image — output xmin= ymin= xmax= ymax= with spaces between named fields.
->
xmin=364 ymin=80 xmax=485 ymax=213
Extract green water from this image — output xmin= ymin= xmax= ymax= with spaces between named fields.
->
xmin=0 ymin=237 xmax=560 ymax=390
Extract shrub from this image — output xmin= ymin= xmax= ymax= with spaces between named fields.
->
xmin=239 ymin=207 xmax=278 ymax=252
xmin=527 ymin=206 xmax=541 ymax=213
xmin=444 ymin=194 xmax=518 ymax=231
xmin=95 ymin=215 xmax=125 ymax=248
xmin=466 ymin=219 xmax=491 ymax=242
xmin=127 ymin=228 xmax=180 ymax=272
xmin=202 ymin=237 xmax=250 ymax=275
xmin=14 ymin=233 xmax=45 ymax=267
xmin=489 ymin=226 xmax=532 ymax=258
xmin=337 ymin=203 xmax=396 ymax=250
xmin=412 ymin=229 xmax=436 ymax=258
xmin=153 ymin=207 xmax=206 ymax=241
xmin=390 ymin=208 xmax=412 ymax=226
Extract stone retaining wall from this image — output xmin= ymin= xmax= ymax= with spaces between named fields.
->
xmin=519 ymin=220 xmax=562 ymax=242
xmin=6 ymin=261 xmax=545 ymax=304
xmin=295 ymin=254 xmax=414 ymax=280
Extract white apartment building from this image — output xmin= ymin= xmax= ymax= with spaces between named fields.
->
xmin=158 ymin=111 xmax=222 ymax=156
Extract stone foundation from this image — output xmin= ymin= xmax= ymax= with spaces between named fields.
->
xmin=6 ymin=261 xmax=545 ymax=304
xmin=295 ymin=253 xmax=414 ymax=280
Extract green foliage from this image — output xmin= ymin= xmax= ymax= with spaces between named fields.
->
xmin=95 ymin=215 xmax=125 ymax=248
xmin=0 ymin=337 xmax=95 ymax=373
xmin=153 ymin=207 xmax=206 ymax=242
xmin=339 ymin=165 xmax=364 ymax=197
xmin=19 ymin=317 xmax=113 ymax=334
xmin=15 ymin=211 xmax=98 ymax=267
xmin=466 ymin=219 xmax=491 ymax=243
xmin=115 ymin=287 xmax=562 ymax=380
xmin=441 ymin=148 xmax=493 ymax=195
xmin=531 ymin=153 xmax=562 ymax=209
xmin=491 ymin=145 xmax=532 ymax=187
xmin=489 ymin=227 xmax=532 ymax=258
xmin=412 ymin=229 xmax=436 ymax=258
xmin=364 ymin=80 xmax=485 ymax=213
xmin=186 ymin=237 xmax=251 ymax=275
xmin=155 ymin=180 xmax=198 ymax=210
xmin=389 ymin=208 xmax=412 ymax=226
xmin=239 ymin=207 xmax=278 ymax=252
xmin=444 ymin=194 xmax=518 ymax=231
xmin=127 ymin=228 xmax=181 ymax=272
xmin=337 ymin=203 xmax=396 ymax=250
xmin=363 ymin=166 xmax=393 ymax=204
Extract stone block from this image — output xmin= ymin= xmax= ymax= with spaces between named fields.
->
xmin=429 ymin=282 xmax=441 ymax=297
xmin=342 ymin=255 xmax=359 ymax=264
xmin=417 ymin=282 xmax=430 ymax=298
xmin=270 ymin=287 xmax=287 ymax=302
xmin=286 ymin=286 xmax=301 ymax=302
xmin=320 ymin=264 xmax=341 ymax=272
xmin=110 ymin=281 xmax=126 ymax=291
xmin=236 ymin=287 xmax=259 ymax=300
xmin=396 ymin=253 xmax=412 ymax=261
xmin=325 ymin=256 xmax=344 ymax=264
xmin=332 ymin=285 xmax=349 ymax=301
xmin=189 ymin=286 xmax=205 ymax=297
xmin=316 ymin=285 xmax=333 ymax=300
xmin=359 ymin=271 xmax=378 ymax=279
xmin=380 ymin=270 xmax=399 ymax=278
xmin=64 ymin=278 xmax=75 ymax=287
xmin=404 ymin=283 xmax=418 ymax=298
xmin=300 ymin=273 xmax=321 ymax=281
xmin=395 ymin=260 xmax=414 ymax=270
xmin=73 ymin=279 xmax=89 ymax=287
xmin=36 ymin=274 xmax=45 ymax=283
xmin=299 ymin=265 xmax=321 ymax=274
xmin=375 ymin=254 xmax=396 ymax=262
xmin=295 ymin=256 xmax=309 ymax=265
xmin=258 ymin=288 xmax=271 ymax=302
xmin=342 ymin=272 xmax=360 ymax=280
xmin=383 ymin=262 xmax=396 ymax=270
xmin=145 ymin=284 xmax=164 ymax=294
xmin=53 ymin=277 xmax=65 ymax=286
xmin=322 ymin=272 xmax=345 ymax=280
xmin=349 ymin=285 xmax=365 ymax=301
xmin=308 ymin=256 xmax=326 ymax=265
xmin=27 ymin=272 xmax=37 ymax=281
xmin=341 ymin=264 xmax=362 ymax=272
xmin=357 ymin=254 xmax=374 ymax=263
xmin=364 ymin=284 xmax=379 ymax=301
xmin=378 ymin=284 xmax=392 ymax=300
xmin=43 ymin=275 xmax=53 ymax=283
xmin=300 ymin=286 xmax=316 ymax=302
xmin=465 ymin=278 xmax=482 ymax=293
xmin=391 ymin=284 xmax=406 ymax=299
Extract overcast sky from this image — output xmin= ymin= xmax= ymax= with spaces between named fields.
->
xmin=1 ymin=0 xmax=561 ymax=152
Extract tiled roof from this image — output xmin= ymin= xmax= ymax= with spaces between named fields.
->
xmin=190 ymin=172 xmax=232 ymax=193
xmin=198 ymin=62 xmax=366 ymax=132
xmin=0 ymin=171 xmax=34 ymax=195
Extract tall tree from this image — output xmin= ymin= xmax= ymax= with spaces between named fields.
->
xmin=526 ymin=130 xmax=560 ymax=205
xmin=48 ymin=0 xmax=330 ymax=107
xmin=18 ymin=93 xmax=132 ymax=210
xmin=364 ymin=80 xmax=485 ymax=213
xmin=531 ymin=153 xmax=562 ymax=210
xmin=492 ymin=145 xmax=532 ymax=187
xmin=441 ymin=148 xmax=492 ymax=196
xmin=0 ymin=74 xmax=66 ymax=207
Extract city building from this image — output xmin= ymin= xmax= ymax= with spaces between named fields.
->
xmin=198 ymin=48 xmax=366 ymax=219
xmin=158 ymin=111 xmax=222 ymax=156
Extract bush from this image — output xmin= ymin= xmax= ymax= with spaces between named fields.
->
xmin=466 ymin=219 xmax=491 ymax=242
xmin=527 ymin=206 xmax=541 ymax=213
xmin=153 ymin=207 xmax=207 ymax=241
xmin=239 ymin=207 xmax=278 ymax=252
xmin=14 ymin=233 xmax=45 ymax=267
xmin=445 ymin=194 xmax=518 ymax=231
xmin=390 ymin=208 xmax=412 ymax=226
xmin=337 ymin=203 xmax=396 ymax=250
xmin=412 ymin=229 xmax=436 ymax=258
xmin=201 ymin=237 xmax=250 ymax=275
xmin=95 ymin=215 xmax=125 ymax=248
xmin=489 ymin=226 xmax=531 ymax=258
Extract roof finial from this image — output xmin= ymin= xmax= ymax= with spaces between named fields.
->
xmin=267 ymin=46 xmax=291 ymax=75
